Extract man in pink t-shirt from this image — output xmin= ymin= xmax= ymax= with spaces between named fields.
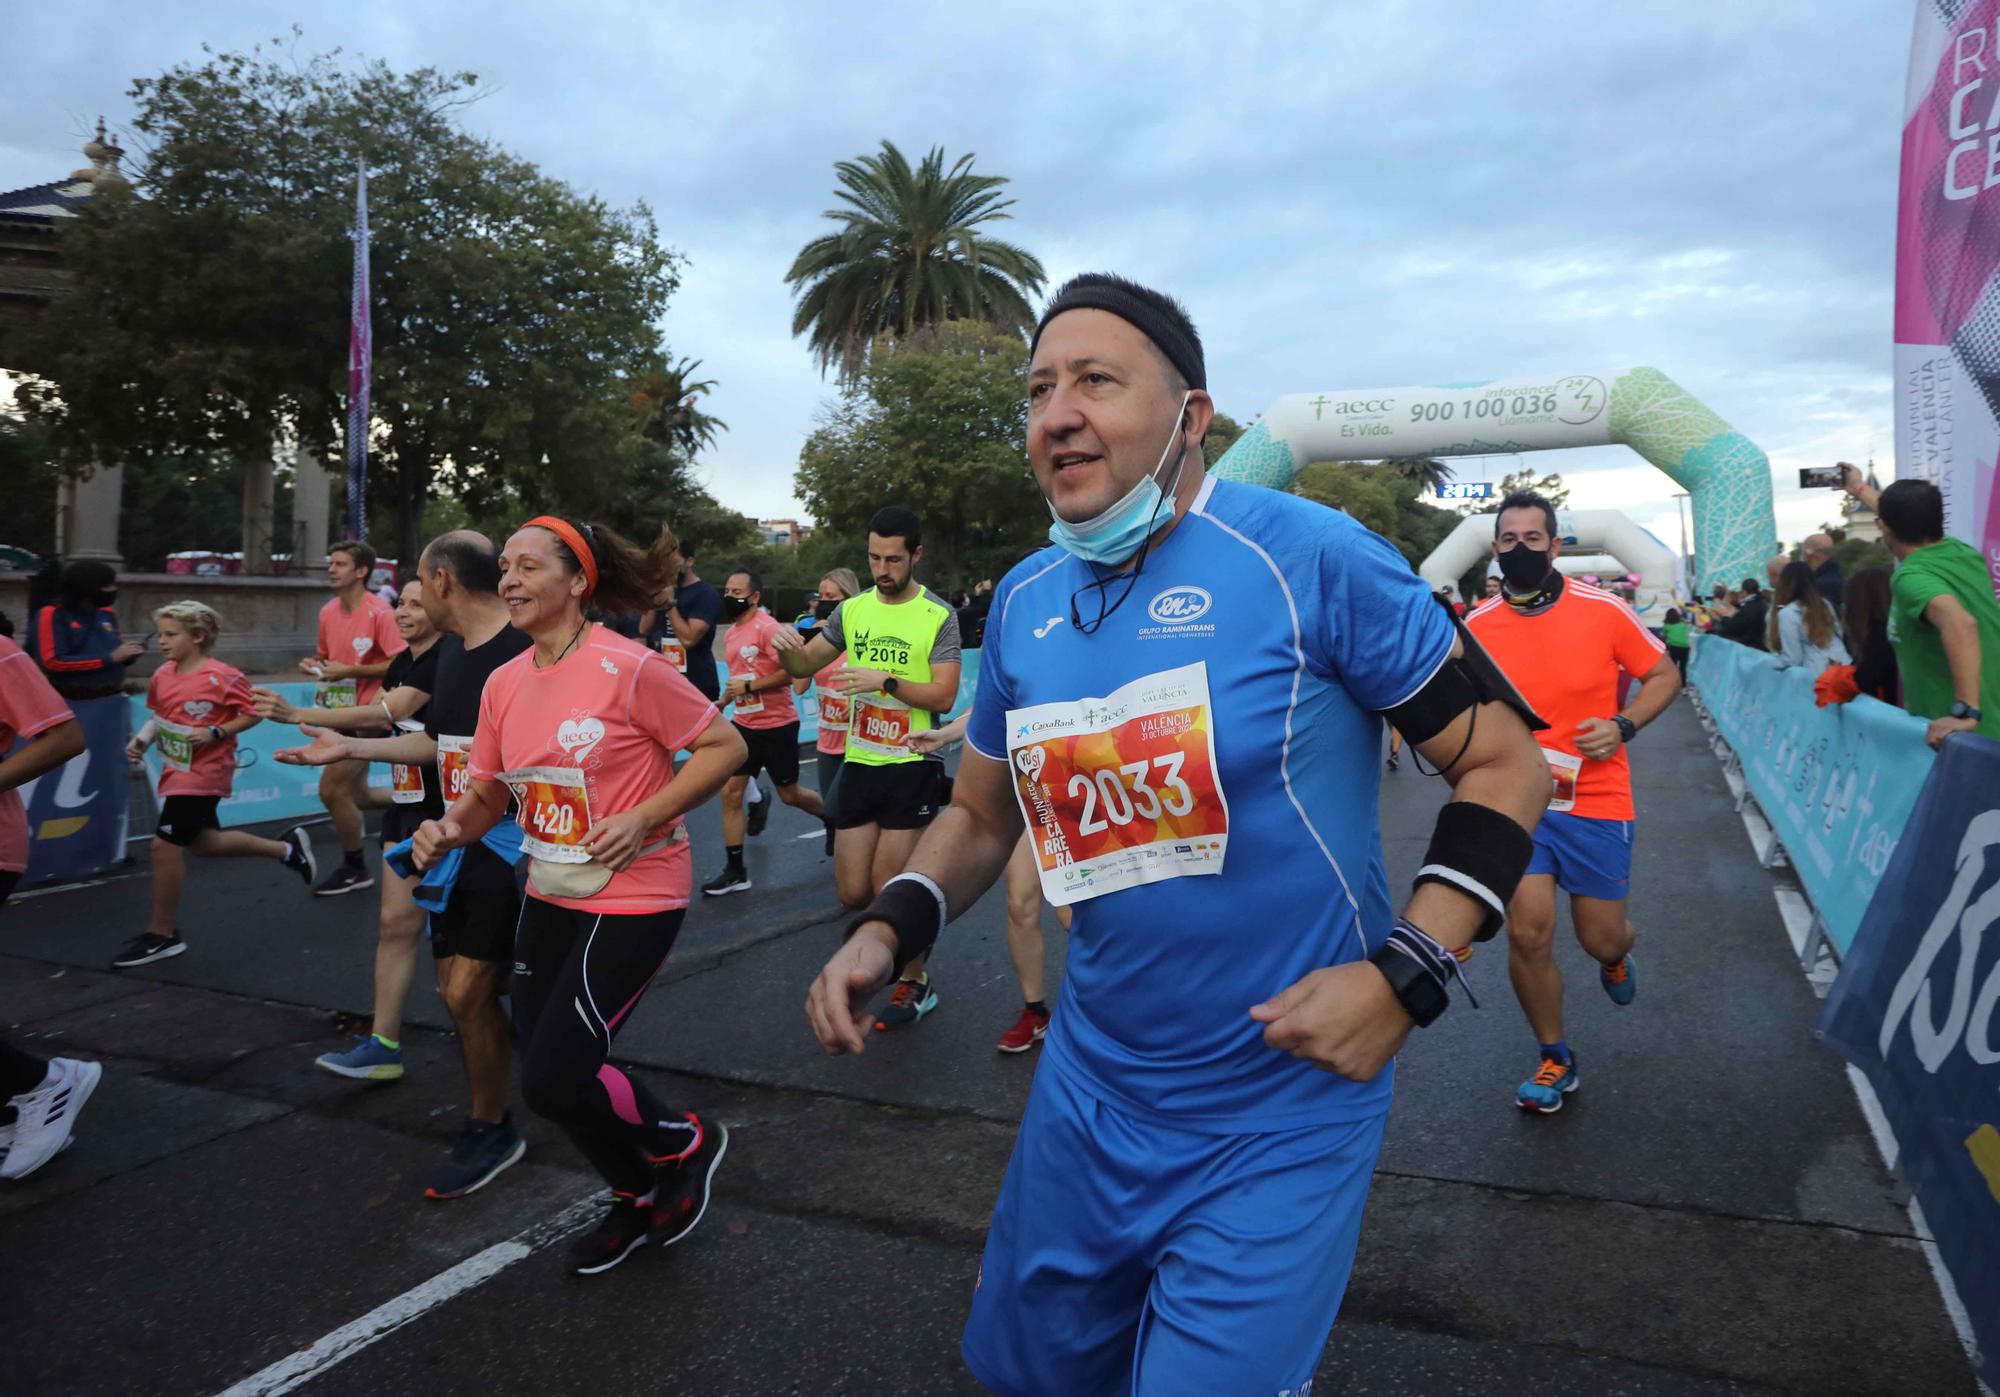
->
xmin=701 ymin=570 xmax=826 ymax=897
xmin=296 ymin=539 xmax=405 ymax=896
xmin=0 ymin=635 xmax=104 ymax=1180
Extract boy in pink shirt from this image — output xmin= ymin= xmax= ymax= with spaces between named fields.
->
xmin=700 ymin=569 xmax=826 ymax=897
xmin=297 ymin=539 xmax=405 ymax=897
xmin=116 ymin=601 xmax=315 ymax=967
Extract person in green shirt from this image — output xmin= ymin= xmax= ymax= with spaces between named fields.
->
xmin=1661 ymin=608 xmax=1691 ymax=683
xmin=1841 ymin=465 xmax=2000 ymax=747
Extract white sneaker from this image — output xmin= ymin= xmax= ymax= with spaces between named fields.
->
xmin=0 ymin=1058 xmax=102 ymax=1180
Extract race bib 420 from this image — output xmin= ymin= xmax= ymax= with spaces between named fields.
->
xmin=500 ymin=765 xmax=594 ymax=864
xmin=1006 ymin=662 xmax=1229 ymax=907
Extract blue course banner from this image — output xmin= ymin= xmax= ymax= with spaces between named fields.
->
xmin=19 ymin=695 xmax=130 ymax=886
xmin=1816 ymin=732 xmax=2000 ymax=1392
xmin=129 ymin=683 xmax=391 ymax=830
xmin=1690 ymin=637 xmax=1933 ymax=954
xmin=747 ymin=649 xmax=982 ymax=746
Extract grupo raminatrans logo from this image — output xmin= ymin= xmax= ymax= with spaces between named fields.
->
xmin=1147 ymin=586 xmax=1212 ymax=625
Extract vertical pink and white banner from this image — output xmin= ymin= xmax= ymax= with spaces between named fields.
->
xmin=1898 ymin=0 xmax=2000 ymax=597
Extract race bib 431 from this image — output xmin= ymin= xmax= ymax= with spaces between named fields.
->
xmin=1006 ymin=662 xmax=1228 ymax=907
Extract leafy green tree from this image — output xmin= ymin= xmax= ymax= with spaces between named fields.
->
xmin=786 ymin=141 xmax=1046 ymax=382
xmin=795 ymin=322 xmax=1043 ymax=590
xmin=1462 ymin=467 xmax=1569 ymax=515
xmin=5 ymin=38 xmax=688 ymax=570
xmin=1292 ymin=460 xmax=1465 ymax=571
xmin=1202 ymin=411 xmax=1246 ymax=467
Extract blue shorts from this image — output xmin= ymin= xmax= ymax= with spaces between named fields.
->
xmin=962 ymin=1058 xmax=1386 ymax=1396
xmin=1525 ymin=810 xmax=1633 ymax=900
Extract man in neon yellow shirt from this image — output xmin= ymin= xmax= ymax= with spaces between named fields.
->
xmin=776 ymin=506 xmax=961 ymax=1029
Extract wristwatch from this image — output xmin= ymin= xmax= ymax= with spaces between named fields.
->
xmin=209 ymin=726 xmax=224 ymax=743
xmin=1949 ymin=701 xmax=1983 ymax=722
xmin=1368 ymin=943 xmax=1450 ymax=1026
xmin=1613 ymin=715 xmax=1637 ymax=744
xmin=882 ymin=676 xmax=901 ymax=697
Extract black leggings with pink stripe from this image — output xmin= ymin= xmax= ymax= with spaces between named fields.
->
xmin=511 ymin=897 xmax=697 ymax=1195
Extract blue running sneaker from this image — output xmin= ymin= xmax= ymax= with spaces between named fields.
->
xmin=1516 ymin=1054 xmax=1579 ymax=1114
xmin=1601 ymin=954 xmax=1637 ymax=1006
xmin=315 ymin=1034 xmax=405 ymax=1082
xmin=425 ymin=1111 xmax=526 ymax=1199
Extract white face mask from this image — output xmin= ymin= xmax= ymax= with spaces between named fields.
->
xmin=1046 ymin=392 xmax=1192 ymax=565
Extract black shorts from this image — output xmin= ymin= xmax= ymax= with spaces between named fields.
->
xmin=155 ymin=796 xmax=223 ymax=848
xmin=430 ymin=883 xmax=521 ymax=964
xmin=834 ymin=758 xmax=944 ymax=831
xmin=734 ymin=721 xmax=802 ymax=787
xmin=378 ymin=803 xmax=436 ymax=852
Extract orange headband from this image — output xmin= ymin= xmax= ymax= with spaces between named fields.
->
xmin=523 ymin=516 xmax=598 ymax=598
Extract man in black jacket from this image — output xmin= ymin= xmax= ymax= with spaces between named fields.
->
xmin=1714 ymin=578 xmax=1769 ymax=649
xmin=1802 ymin=533 xmax=1844 ymax=612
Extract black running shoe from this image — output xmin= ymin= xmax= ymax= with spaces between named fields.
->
xmin=648 ymin=1116 xmax=730 ymax=1248
xmin=701 ymin=866 xmax=751 ymax=897
xmin=281 ymin=826 xmax=317 ymax=888
xmin=424 ymin=1112 xmax=525 ymax=1200
xmin=313 ymin=863 xmax=376 ymax=897
xmin=112 ymin=931 xmax=184 ymax=968
xmin=570 ymin=1195 xmax=651 ymax=1275
xmin=745 ymin=776 xmax=773 ymax=836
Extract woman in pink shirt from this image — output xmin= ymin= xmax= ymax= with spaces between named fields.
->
xmin=412 ymin=516 xmax=743 ymax=1275
xmin=115 ymin=601 xmax=315 ymax=968
xmin=802 ymin=567 xmax=860 ymax=856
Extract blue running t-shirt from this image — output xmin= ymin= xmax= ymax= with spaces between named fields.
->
xmin=967 ymin=477 xmax=1454 ymax=1132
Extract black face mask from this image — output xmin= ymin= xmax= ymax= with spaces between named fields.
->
xmin=719 ymin=595 xmax=751 ymax=621
xmin=813 ymin=597 xmax=839 ymax=620
xmin=91 ymin=589 xmax=118 ymax=609
xmin=1497 ymin=543 xmax=1552 ymax=591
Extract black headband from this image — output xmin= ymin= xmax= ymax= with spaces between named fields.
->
xmin=1031 ymin=280 xmax=1205 ymax=391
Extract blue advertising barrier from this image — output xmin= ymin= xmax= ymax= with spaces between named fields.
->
xmin=1816 ymin=732 xmax=2000 ymax=1390
xmin=128 ymin=683 xmax=392 ymax=830
xmin=1689 ymin=636 xmax=1933 ymax=955
xmin=18 ymin=695 xmax=130 ymax=886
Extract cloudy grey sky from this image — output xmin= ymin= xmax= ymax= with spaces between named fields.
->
xmin=2 ymin=1 xmax=1909 ymax=554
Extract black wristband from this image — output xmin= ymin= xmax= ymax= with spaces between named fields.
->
xmin=844 ymin=875 xmax=944 ymax=975
xmin=1413 ymin=801 xmax=1534 ymax=942
xmin=1613 ymin=714 xmax=1637 ymax=744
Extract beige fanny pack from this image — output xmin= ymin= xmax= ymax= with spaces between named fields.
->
xmin=528 ymin=826 xmax=684 ymax=899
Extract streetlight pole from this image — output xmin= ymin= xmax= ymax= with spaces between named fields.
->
xmin=1672 ymin=492 xmax=1692 ymax=594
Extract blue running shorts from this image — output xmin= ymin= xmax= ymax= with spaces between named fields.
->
xmin=1524 ymin=810 xmax=1633 ymax=900
xmin=961 ymin=1057 xmax=1386 ymax=1396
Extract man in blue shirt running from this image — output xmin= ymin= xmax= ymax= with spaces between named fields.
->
xmin=806 ymin=274 xmax=1550 ymax=1394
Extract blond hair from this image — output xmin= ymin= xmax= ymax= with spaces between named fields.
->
xmin=154 ymin=599 xmax=222 ymax=650
xmin=821 ymin=567 xmax=862 ymax=599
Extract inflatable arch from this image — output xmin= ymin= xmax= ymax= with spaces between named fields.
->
xmin=1208 ymin=367 xmax=1776 ymax=594
xmin=1422 ymin=509 xmax=1680 ymax=619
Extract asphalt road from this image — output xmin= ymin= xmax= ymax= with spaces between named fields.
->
xmin=0 ymin=700 xmax=1976 ymax=1395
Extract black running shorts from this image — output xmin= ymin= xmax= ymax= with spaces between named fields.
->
xmin=733 ymin=721 xmax=802 ymax=787
xmin=834 ymin=759 xmax=944 ymax=831
xmin=154 ymin=796 xmax=223 ymax=848
xmin=430 ymin=883 xmax=521 ymax=964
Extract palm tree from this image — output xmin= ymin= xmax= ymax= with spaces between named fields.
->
xmin=786 ymin=141 xmax=1046 ymax=381
xmin=1388 ymin=456 xmax=1454 ymax=496
xmin=631 ymin=355 xmax=725 ymax=458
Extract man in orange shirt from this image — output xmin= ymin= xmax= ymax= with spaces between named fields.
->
xmin=1465 ymin=492 xmax=1680 ymax=1113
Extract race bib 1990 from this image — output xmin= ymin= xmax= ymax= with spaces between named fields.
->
xmin=390 ymin=718 xmax=426 ymax=804
xmin=1006 ymin=661 xmax=1229 ymax=907
xmin=501 ymin=765 xmax=594 ymax=863
xmin=437 ymin=734 xmax=474 ymax=805
xmin=847 ymin=694 xmax=913 ymax=758
xmin=156 ymin=720 xmax=199 ymax=773
xmin=1541 ymin=747 xmax=1583 ymax=813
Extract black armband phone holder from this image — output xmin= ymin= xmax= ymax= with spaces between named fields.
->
xmin=1412 ymin=801 xmax=1534 ymax=942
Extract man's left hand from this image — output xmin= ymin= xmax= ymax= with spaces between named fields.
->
xmin=844 ymin=667 xmax=891 ymax=695
xmin=1249 ymin=962 xmax=1412 ymax=1082
xmin=1574 ymin=717 xmax=1622 ymax=761
xmin=1926 ymin=714 xmax=1978 ymax=750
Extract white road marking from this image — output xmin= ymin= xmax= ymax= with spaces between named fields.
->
xmin=212 ymin=1192 xmax=600 ymax=1397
